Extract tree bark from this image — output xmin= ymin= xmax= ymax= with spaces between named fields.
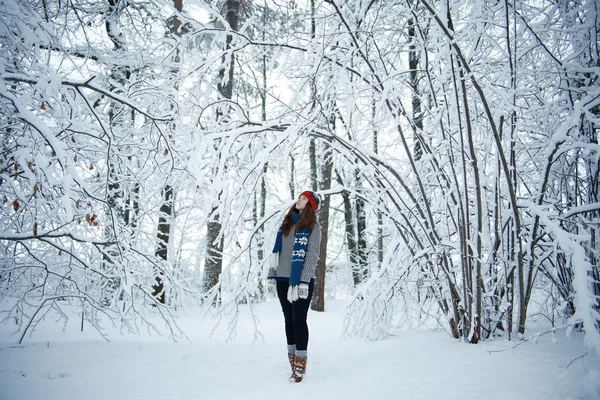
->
xmin=312 ymin=141 xmax=332 ymax=312
xmin=408 ymin=16 xmax=423 ymax=161
xmin=203 ymin=0 xmax=239 ymax=293
xmin=336 ymin=175 xmax=360 ymax=285
xmin=153 ymin=185 xmax=173 ymax=304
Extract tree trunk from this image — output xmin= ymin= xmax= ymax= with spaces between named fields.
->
xmin=336 ymin=175 xmax=360 ymax=285
xmin=373 ymin=98 xmax=384 ymax=267
xmin=258 ymin=4 xmax=268 ymax=265
xmin=150 ymin=0 xmax=185 ymax=304
xmin=309 ymin=0 xmax=318 ymax=193
xmin=102 ymin=0 xmax=132 ymax=306
xmin=289 ymin=156 xmax=295 ymax=199
xmin=408 ymin=16 xmax=423 ymax=161
xmin=355 ymin=175 xmax=367 ymax=281
xmin=312 ymin=140 xmax=333 ymax=312
xmin=203 ymin=0 xmax=239 ymax=293
xmin=153 ymin=185 xmax=173 ymax=304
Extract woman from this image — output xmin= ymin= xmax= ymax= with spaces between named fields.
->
xmin=267 ymin=190 xmax=322 ymax=383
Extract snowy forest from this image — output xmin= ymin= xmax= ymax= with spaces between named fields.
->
xmin=1 ymin=0 xmax=599 ymax=352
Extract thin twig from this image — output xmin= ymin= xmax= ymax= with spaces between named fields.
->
xmin=564 ymin=352 xmax=587 ymax=369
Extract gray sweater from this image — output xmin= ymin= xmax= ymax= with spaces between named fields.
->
xmin=268 ymin=223 xmax=322 ymax=284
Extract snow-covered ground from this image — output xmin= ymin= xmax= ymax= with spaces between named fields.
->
xmin=1 ymin=300 xmax=599 ymax=400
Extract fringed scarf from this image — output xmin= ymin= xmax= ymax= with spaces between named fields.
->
xmin=272 ymin=212 xmax=310 ymax=286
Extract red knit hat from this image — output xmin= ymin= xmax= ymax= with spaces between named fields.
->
xmin=299 ymin=191 xmax=320 ymax=211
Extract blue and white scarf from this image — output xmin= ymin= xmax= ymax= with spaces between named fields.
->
xmin=272 ymin=212 xmax=309 ymax=286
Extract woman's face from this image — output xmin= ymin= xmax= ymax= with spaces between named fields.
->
xmin=296 ymin=195 xmax=309 ymax=211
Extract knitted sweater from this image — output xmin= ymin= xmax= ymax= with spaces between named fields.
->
xmin=268 ymin=223 xmax=321 ymax=284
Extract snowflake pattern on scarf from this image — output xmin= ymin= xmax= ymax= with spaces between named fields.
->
xmin=272 ymin=213 xmax=311 ymax=286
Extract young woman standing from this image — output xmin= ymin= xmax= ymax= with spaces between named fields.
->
xmin=267 ymin=191 xmax=322 ymax=383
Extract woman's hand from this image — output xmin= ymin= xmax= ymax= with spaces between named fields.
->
xmin=298 ymin=283 xmax=309 ymax=299
xmin=287 ymin=283 xmax=309 ymax=302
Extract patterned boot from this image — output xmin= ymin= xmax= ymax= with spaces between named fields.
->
xmin=292 ymin=356 xmax=307 ymax=383
xmin=288 ymin=353 xmax=296 ymax=381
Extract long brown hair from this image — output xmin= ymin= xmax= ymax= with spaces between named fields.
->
xmin=281 ymin=204 xmax=317 ymax=236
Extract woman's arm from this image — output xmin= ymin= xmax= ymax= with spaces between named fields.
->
xmin=300 ymin=224 xmax=322 ymax=283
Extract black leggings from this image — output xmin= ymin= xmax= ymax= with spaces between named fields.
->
xmin=276 ymin=280 xmax=314 ymax=351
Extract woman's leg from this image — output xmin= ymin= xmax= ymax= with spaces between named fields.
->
xmin=276 ymin=281 xmax=295 ymax=347
xmin=291 ymin=281 xmax=315 ymax=352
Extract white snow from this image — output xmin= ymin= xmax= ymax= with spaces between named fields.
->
xmin=1 ymin=300 xmax=599 ymax=400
